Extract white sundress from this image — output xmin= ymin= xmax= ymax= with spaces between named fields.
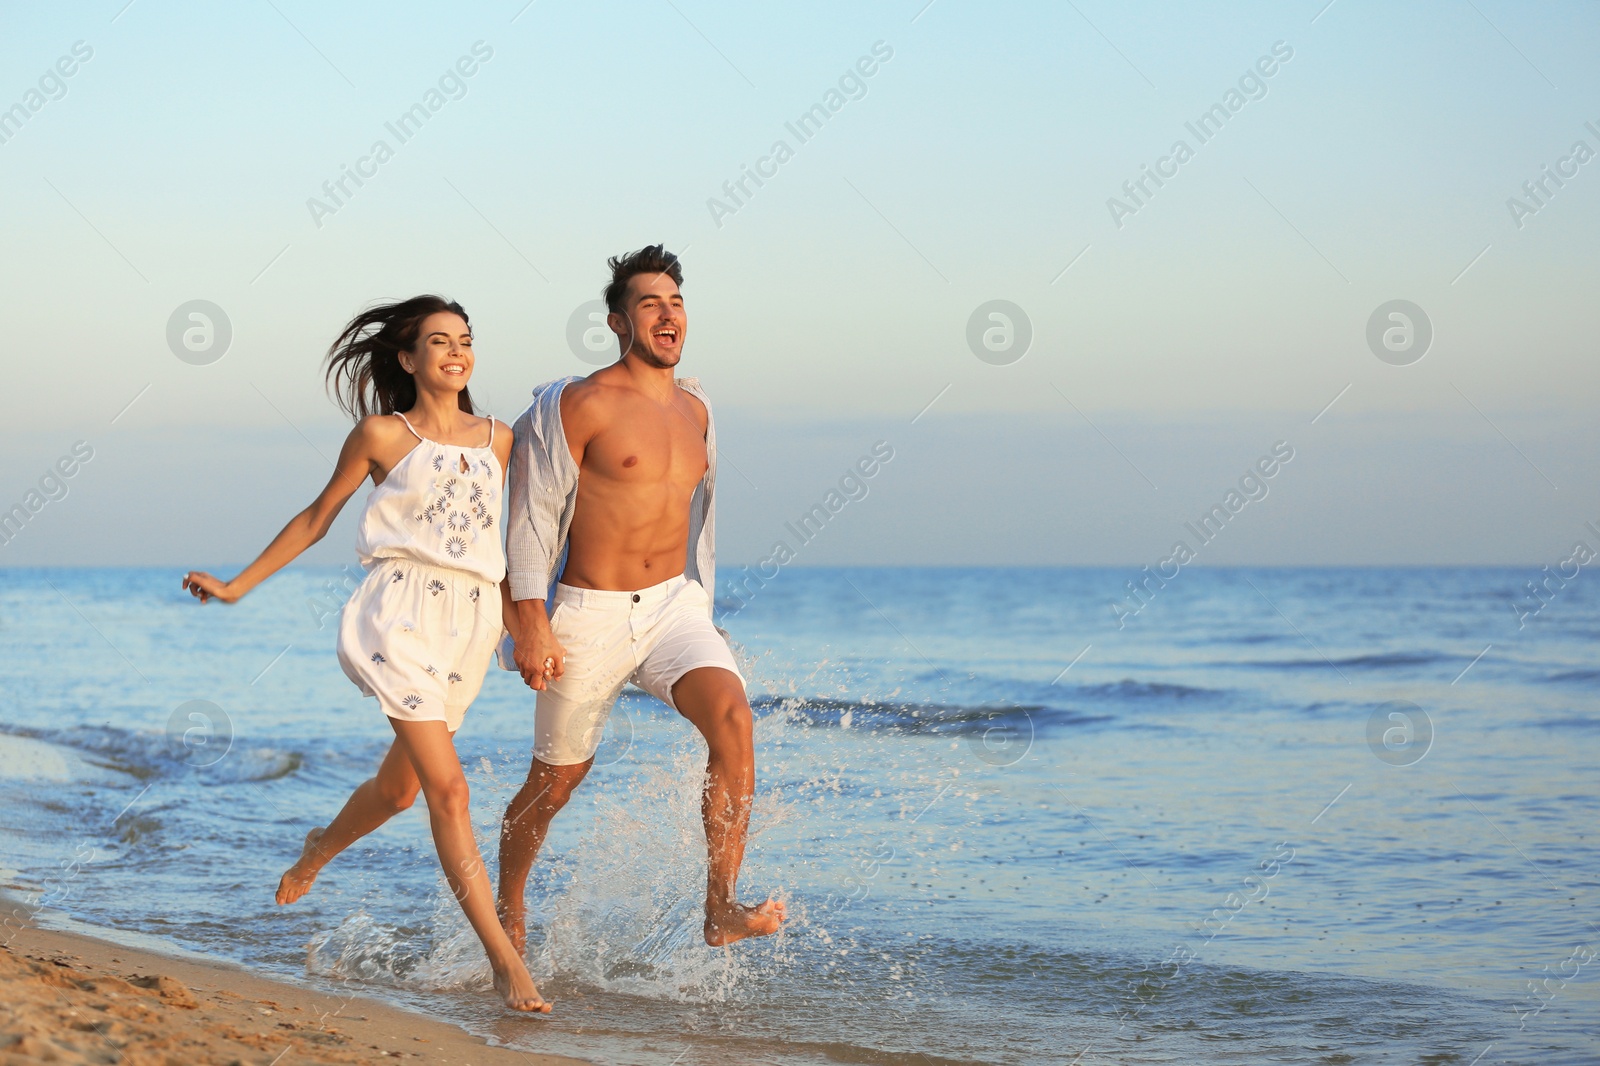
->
xmin=335 ymin=413 xmax=505 ymax=732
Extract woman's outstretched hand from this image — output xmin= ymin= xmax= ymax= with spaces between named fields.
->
xmin=182 ymin=571 xmax=239 ymax=604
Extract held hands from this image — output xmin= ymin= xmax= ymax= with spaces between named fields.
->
xmin=513 ymin=622 xmax=566 ymax=691
xmin=182 ymin=571 xmax=240 ymax=605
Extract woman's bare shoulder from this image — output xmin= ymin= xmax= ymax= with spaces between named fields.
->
xmin=349 ymin=413 xmax=411 ymax=446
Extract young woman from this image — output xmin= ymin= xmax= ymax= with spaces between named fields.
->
xmin=181 ymin=296 xmax=549 ymax=1013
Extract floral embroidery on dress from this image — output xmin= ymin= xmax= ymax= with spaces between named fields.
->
xmin=468 ymin=586 xmax=480 ymax=602
xmin=402 ymin=694 xmax=424 ymax=709
xmin=402 ymin=449 xmax=499 ymax=559
xmin=370 ymin=652 xmax=387 ymax=664
xmin=391 ymin=569 xmax=404 ymax=582
xmin=427 ymin=579 xmax=447 ymax=596
xmin=448 ymin=671 xmax=463 ymax=684
xmin=425 ymin=665 xmax=439 ymax=676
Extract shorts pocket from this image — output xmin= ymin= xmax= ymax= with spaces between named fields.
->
xmin=550 ymin=598 xmax=588 ymax=646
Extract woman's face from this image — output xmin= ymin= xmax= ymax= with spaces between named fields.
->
xmin=401 ymin=311 xmax=473 ymax=394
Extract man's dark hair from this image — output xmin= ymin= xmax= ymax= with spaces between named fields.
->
xmin=603 ymin=244 xmax=683 ymax=314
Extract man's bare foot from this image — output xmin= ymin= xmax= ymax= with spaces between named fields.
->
xmin=704 ymin=898 xmax=787 ymax=946
xmin=492 ymin=961 xmax=551 ymax=1013
xmin=275 ymin=828 xmax=326 ymax=905
xmin=498 ymin=902 xmax=527 ymax=956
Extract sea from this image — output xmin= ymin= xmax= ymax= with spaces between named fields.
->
xmin=0 ymin=566 xmax=1596 ymax=1065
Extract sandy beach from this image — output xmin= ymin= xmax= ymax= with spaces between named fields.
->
xmin=0 ymin=907 xmax=585 ymax=1066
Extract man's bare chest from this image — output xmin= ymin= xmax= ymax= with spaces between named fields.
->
xmin=582 ymin=408 xmax=707 ymax=489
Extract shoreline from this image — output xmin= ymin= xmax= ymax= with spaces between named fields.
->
xmin=1 ymin=901 xmax=586 ymax=1065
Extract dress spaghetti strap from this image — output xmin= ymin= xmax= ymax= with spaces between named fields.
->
xmin=486 ymin=418 xmax=495 ymax=448
xmin=396 ymin=412 xmax=424 ymax=442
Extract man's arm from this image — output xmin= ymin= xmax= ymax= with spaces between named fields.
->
xmin=504 ymin=400 xmax=573 ymax=690
xmin=501 ymin=580 xmax=563 ymax=690
xmin=506 ymin=406 xmax=553 ymax=601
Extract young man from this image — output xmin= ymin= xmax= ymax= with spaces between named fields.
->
xmin=496 ymin=245 xmax=785 ymax=950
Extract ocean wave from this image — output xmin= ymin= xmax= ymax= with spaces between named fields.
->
xmin=0 ymin=733 xmax=115 ymax=785
xmin=1072 ymin=678 xmax=1219 ymax=700
xmin=1547 ymin=668 xmax=1600 ymax=684
xmin=1245 ymin=651 xmax=1451 ymax=670
xmin=752 ymin=696 xmax=1110 ymax=734
xmin=1534 ymin=716 xmax=1600 ymax=731
xmin=0 ymin=724 xmax=302 ymax=785
xmin=1217 ymin=632 xmax=1287 ymax=645
xmin=113 ymin=811 xmax=164 ymax=845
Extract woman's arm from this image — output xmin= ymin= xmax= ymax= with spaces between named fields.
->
xmin=182 ymin=419 xmax=381 ymax=604
xmin=494 ymin=419 xmax=518 ymax=640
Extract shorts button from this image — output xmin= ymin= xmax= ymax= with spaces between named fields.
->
xmin=632 ymin=593 xmax=640 ymax=603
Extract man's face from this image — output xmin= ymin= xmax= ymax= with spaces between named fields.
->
xmin=610 ymin=272 xmax=685 ymax=368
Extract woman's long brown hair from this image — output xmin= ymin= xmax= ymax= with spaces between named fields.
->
xmin=324 ymin=296 xmax=475 ymax=420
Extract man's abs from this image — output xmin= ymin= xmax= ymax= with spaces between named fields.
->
xmin=562 ymin=483 xmax=695 ymax=590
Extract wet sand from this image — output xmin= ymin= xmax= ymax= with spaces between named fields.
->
xmin=0 ymin=909 xmax=586 ymax=1065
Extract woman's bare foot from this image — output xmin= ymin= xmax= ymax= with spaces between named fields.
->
xmin=498 ymin=902 xmax=527 ymax=956
xmin=275 ymin=828 xmax=327 ymax=905
xmin=704 ymin=898 xmax=786 ymax=946
xmin=492 ymin=958 xmax=551 ymax=1013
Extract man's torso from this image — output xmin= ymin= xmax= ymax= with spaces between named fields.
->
xmin=558 ymin=375 xmax=708 ymax=592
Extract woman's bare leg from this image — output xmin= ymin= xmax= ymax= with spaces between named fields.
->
xmin=277 ymin=739 xmax=420 ymax=905
xmin=388 ymin=717 xmax=550 ymax=1013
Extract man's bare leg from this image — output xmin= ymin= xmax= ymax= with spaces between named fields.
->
xmin=671 ymin=667 xmax=786 ymax=945
xmin=388 ymin=718 xmax=550 ymax=1012
xmin=276 ymin=739 xmax=420 ymax=904
xmin=496 ymin=757 xmax=592 ymax=954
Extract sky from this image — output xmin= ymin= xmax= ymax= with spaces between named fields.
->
xmin=0 ymin=0 xmax=1596 ymax=568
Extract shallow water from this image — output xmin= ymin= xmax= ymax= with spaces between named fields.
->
xmin=1 ymin=566 xmax=1595 ymax=1064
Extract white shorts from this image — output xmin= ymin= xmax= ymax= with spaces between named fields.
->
xmin=336 ymin=559 xmax=503 ymax=732
xmin=528 ymin=575 xmax=742 ymax=765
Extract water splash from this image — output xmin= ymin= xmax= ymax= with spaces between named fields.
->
xmin=301 ymin=731 xmax=805 ymax=1006
xmin=306 ymin=911 xmax=435 ymax=984
xmin=527 ymin=740 xmax=795 ymax=1003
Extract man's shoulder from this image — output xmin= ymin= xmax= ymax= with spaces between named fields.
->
xmin=531 ymin=374 xmax=584 ymax=402
xmin=675 ymin=376 xmax=712 ymax=410
xmin=514 ymin=376 xmax=582 ymax=423
xmin=556 ymin=373 xmax=611 ymax=419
